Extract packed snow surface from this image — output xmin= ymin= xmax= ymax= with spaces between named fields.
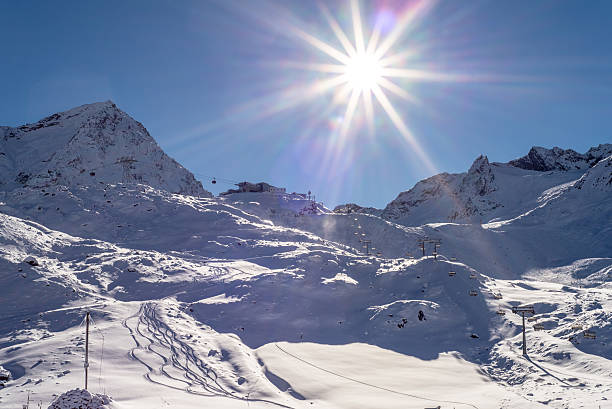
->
xmin=0 ymin=103 xmax=610 ymax=409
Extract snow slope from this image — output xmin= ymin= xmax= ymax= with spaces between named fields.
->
xmin=0 ymin=103 xmax=610 ymax=409
xmin=0 ymin=181 xmax=608 ymax=408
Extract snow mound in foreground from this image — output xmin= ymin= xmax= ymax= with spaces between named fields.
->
xmin=48 ymin=389 xmax=112 ymax=409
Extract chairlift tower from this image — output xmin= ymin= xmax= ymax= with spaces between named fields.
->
xmin=417 ymin=237 xmax=428 ymax=257
xmin=362 ymin=240 xmax=372 ymax=256
xmin=418 ymin=237 xmax=441 ymax=259
xmin=430 ymin=239 xmax=441 ymax=260
xmin=511 ymin=305 xmax=535 ymax=355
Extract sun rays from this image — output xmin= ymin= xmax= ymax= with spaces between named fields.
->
xmin=287 ymin=0 xmax=445 ymax=171
xmin=188 ymin=0 xmax=491 ymax=179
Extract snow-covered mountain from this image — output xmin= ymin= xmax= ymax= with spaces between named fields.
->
xmin=333 ymin=202 xmax=383 ymax=216
xmin=0 ymin=103 xmax=610 ymax=409
xmin=381 ymin=154 xmax=503 ymax=223
xmin=377 ymin=145 xmax=612 ymax=226
xmin=509 ymin=144 xmax=612 ymax=171
xmin=0 ymin=101 xmax=210 ymax=197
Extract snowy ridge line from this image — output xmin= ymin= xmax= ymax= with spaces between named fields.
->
xmin=0 ymin=302 xmax=106 ymax=325
xmin=274 ymin=344 xmax=479 ymax=409
xmin=122 ymin=303 xmax=293 ymax=408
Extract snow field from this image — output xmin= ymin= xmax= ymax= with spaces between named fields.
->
xmin=0 ymin=143 xmax=610 ymax=408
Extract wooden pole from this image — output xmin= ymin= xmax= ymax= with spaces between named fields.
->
xmin=85 ymin=311 xmax=90 ymax=390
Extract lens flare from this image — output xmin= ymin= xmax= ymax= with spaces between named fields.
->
xmin=285 ymin=0 xmax=442 ymax=171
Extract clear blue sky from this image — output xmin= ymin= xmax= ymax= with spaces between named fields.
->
xmin=1 ymin=0 xmax=611 ymax=208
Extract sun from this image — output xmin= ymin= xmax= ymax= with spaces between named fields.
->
xmin=287 ymin=0 xmax=440 ymax=165
xmin=344 ymin=52 xmax=383 ymax=92
xmin=235 ymin=0 xmax=462 ymax=172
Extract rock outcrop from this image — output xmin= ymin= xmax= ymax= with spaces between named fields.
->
xmin=509 ymin=144 xmax=612 ymax=172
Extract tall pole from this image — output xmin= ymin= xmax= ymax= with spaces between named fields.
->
xmin=85 ymin=311 xmax=90 ymax=390
xmin=512 ymin=306 xmax=534 ymax=356
xmin=522 ymin=313 xmax=527 ymax=356
xmin=363 ymin=240 xmax=371 ymax=256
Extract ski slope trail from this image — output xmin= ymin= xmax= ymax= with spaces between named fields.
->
xmin=122 ymin=302 xmax=294 ymax=408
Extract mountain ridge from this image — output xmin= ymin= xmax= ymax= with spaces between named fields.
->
xmin=0 ymin=103 xmax=610 ymax=408
xmin=0 ymin=101 xmax=211 ymax=197
xmin=335 ymin=144 xmax=611 ymax=225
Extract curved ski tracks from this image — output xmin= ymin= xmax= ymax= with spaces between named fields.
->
xmin=122 ymin=302 xmax=293 ymax=408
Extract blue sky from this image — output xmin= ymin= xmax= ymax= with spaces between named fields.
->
xmin=1 ymin=0 xmax=611 ymax=208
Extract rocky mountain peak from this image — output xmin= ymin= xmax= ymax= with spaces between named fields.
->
xmin=508 ymin=144 xmax=612 ymax=172
xmin=0 ymin=102 xmax=212 ymax=197
xmin=464 ymin=154 xmax=496 ymax=196
xmin=468 ymin=155 xmax=490 ymax=175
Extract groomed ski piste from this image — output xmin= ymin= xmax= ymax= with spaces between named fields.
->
xmin=0 ymin=103 xmax=611 ymax=408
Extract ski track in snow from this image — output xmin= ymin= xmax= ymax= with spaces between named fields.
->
xmin=122 ymin=302 xmax=292 ymax=408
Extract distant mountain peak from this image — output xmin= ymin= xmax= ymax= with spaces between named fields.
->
xmin=464 ymin=154 xmax=496 ymax=197
xmin=508 ymin=144 xmax=612 ymax=172
xmin=0 ymin=102 xmax=212 ymax=197
xmin=468 ymin=154 xmax=490 ymax=175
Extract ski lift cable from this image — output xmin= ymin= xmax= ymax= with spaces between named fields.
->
xmin=274 ymin=344 xmax=480 ymax=409
xmin=192 ymin=172 xmax=241 ymax=185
